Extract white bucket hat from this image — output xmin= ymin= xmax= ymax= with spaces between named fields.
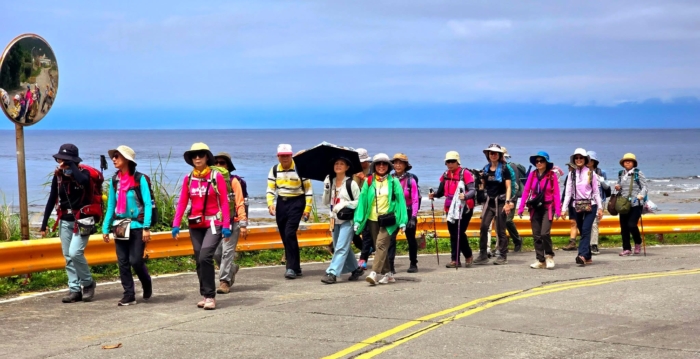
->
xmin=108 ymin=145 xmax=137 ymax=165
xmin=444 ymin=151 xmax=460 ymax=165
xmin=570 ymin=148 xmax=590 ymax=166
xmin=356 ymin=148 xmax=371 ymax=163
xmin=371 ymin=153 xmax=393 ymax=172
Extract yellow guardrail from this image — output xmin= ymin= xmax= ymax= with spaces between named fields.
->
xmin=1 ymin=214 xmax=699 ymax=277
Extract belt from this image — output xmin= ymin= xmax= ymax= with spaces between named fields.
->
xmin=280 ymin=195 xmax=304 ymax=202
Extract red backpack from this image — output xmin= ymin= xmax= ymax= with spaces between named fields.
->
xmin=53 ymin=164 xmax=104 ymax=230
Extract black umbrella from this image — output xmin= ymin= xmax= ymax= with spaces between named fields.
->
xmin=293 ymin=142 xmax=363 ymax=181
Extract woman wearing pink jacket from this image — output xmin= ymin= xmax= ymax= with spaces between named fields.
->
xmin=518 ymin=151 xmax=561 ymax=269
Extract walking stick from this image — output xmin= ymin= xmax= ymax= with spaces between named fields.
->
xmin=455 ymin=189 xmax=464 ymax=271
xmin=640 ymin=203 xmax=647 ymax=257
xmin=429 ymin=188 xmax=439 ymax=265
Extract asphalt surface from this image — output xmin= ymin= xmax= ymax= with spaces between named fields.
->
xmin=2 ymin=245 xmax=700 ymax=359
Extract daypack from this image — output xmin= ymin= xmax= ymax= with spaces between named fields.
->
xmin=111 ymin=172 xmax=159 ymax=225
xmin=53 ymin=164 xmax=104 ymax=231
xmin=618 ymin=168 xmax=647 ymax=202
xmin=482 ymin=163 xmax=519 ymax=200
xmin=210 ymin=166 xmax=235 ymax=220
xmin=510 ymin=162 xmax=528 ymax=196
xmin=404 ymin=172 xmax=422 ymax=210
xmin=231 ymin=174 xmax=249 ymax=218
xmin=442 ymin=168 xmax=475 ymax=209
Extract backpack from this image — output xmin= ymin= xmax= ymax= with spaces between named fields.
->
xmin=404 ymin=172 xmax=422 ymax=210
xmin=111 ymin=172 xmax=159 ymax=225
xmin=231 ymin=174 xmax=249 ymax=218
xmin=482 ymin=163 xmax=518 ymax=200
xmin=510 ymin=162 xmax=528 ymax=196
xmin=617 ymin=168 xmax=647 ymax=202
xmin=54 ymin=164 xmax=104 ymax=231
xmin=442 ymin=168 xmax=475 ymax=209
xmin=209 ymin=166 xmax=235 ymax=219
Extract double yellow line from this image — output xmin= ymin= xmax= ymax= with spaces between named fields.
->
xmin=323 ymin=268 xmax=700 ymax=359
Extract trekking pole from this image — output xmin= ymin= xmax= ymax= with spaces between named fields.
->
xmin=429 ymin=188 xmax=439 ymax=265
xmin=640 ymin=203 xmax=647 ymax=257
xmin=455 ymin=188 xmax=464 ymax=271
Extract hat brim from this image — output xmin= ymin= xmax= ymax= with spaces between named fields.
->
xmin=184 ymin=149 xmax=215 ymax=167
xmin=372 ymin=160 xmax=394 ymax=173
xmin=53 ymin=153 xmax=82 ymax=163
xmin=529 ymin=155 xmax=554 ymax=170
xmin=570 ymin=154 xmax=590 ymax=166
xmin=619 ymin=159 xmax=638 ymax=168
xmin=108 ymin=149 xmax=137 ymax=165
xmin=214 ymin=155 xmax=236 ymax=172
xmin=359 ymin=158 xmax=372 ymax=163
xmin=277 ymin=152 xmax=293 ymax=156
xmin=392 ymin=159 xmax=412 ymax=171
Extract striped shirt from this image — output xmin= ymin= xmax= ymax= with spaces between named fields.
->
xmin=266 ymin=162 xmax=313 ymax=213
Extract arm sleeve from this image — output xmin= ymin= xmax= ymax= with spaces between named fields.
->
xmin=266 ymin=166 xmax=277 ymax=207
xmin=637 ymin=171 xmax=648 ymax=199
xmin=562 ymin=173 xmax=572 ymax=210
xmin=232 ymin=178 xmax=247 ymax=226
xmin=70 ymin=162 xmax=89 ymax=186
xmin=216 ymin=173 xmax=231 ymax=230
xmin=410 ymin=178 xmax=419 ymax=217
xmin=353 ymin=181 xmax=369 ymax=226
xmin=141 ymin=175 xmax=152 ymax=228
xmin=518 ymin=172 xmax=533 ymax=215
xmin=40 ymin=175 xmax=58 ymax=231
xmin=102 ymin=179 xmax=117 ymax=233
xmin=434 ymin=179 xmax=446 ymax=198
xmin=552 ymin=174 xmax=562 ymax=217
xmin=349 ymin=180 xmax=361 ymax=209
xmin=464 ymin=180 xmax=476 ymax=200
xmin=173 ymin=176 xmax=190 ymax=228
xmin=322 ymin=180 xmax=331 ymax=207
xmin=592 ymin=172 xmax=602 ymax=209
xmin=303 ymin=179 xmax=313 ymax=213
xmin=394 ymin=178 xmax=408 ymax=227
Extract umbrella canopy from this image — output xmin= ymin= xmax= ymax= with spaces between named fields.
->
xmin=293 ymin=142 xmax=363 ymax=181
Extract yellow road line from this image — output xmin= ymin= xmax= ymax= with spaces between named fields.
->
xmin=328 ymin=268 xmax=700 ymax=359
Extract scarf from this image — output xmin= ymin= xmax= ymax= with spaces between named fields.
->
xmin=192 ymin=166 xmax=212 ymax=179
xmin=484 ymin=163 xmax=504 ymax=182
xmin=116 ymin=172 xmax=135 ymax=215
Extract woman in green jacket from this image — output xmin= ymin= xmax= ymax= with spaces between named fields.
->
xmin=354 ymin=153 xmax=408 ymax=286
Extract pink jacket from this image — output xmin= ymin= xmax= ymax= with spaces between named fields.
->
xmin=395 ymin=174 xmax=419 ymax=218
xmin=518 ymin=170 xmax=562 ymax=219
xmin=561 ymin=167 xmax=602 ymax=210
xmin=173 ymin=171 xmax=231 ymax=230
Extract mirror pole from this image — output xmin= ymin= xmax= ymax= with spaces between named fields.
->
xmin=15 ymin=123 xmax=30 ymax=240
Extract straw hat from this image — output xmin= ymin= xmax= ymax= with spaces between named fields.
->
xmin=619 ymin=153 xmax=638 ymax=168
xmin=108 ymin=145 xmax=137 ymax=165
xmin=184 ymin=143 xmax=215 ymax=167
xmin=444 ymin=151 xmax=460 ymax=165
xmin=392 ymin=153 xmax=412 ymax=171
xmin=214 ymin=152 xmax=236 ymax=172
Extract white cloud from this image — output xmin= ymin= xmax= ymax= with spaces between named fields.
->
xmin=446 ymin=19 xmax=513 ymax=38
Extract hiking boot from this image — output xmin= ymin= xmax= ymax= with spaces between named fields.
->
xmin=407 ymin=264 xmax=418 ymax=273
xmin=530 ymin=261 xmax=546 ymax=269
xmin=62 ymin=291 xmax=82 ymax=303
xmin=82 ymin=280 xmax=96 ymax=302
xmin=634 ymin=244 xmax=641 ymax=255
xmin=576 ymin=255 xmax=586 ymax=266
xmin=378 ymin=272 xmax=396 ymax=284
xmin=562 ymin=239 xmax=577 ymax=251
xmin=473 ymin=254 xmax=490 ymax=265
xmin=545 ymin=255 xmax=555 ymax=270
xmin=591 ymin=245 xmax=600 ymax=255
xmin=464 ymin=256 xmax=473 ymax=268
xmin=285 ymin=269 xmax=297 ymax=279
xmin=358 ymin=259 xmax=367 ymax=270
xmin=142 ymin=279 xmax=153 ymax=300
xmin=216 ymin=281 xmax=231 ymax=294
xmin=203 ymin=298 xmax=216 ymax=310
xmin=445 ymin=261 xmax=459 ymax=268
xmin=514 ymin=242 xmax=522 ymax=253
xmin=197 ymin=297 xmax=206 ymax=308
xmin=365 ymin=271 xmax=378 ymax=286
xmin=118 ymin=296 xmax=137 ymax=306
xmin=348 ymin=268 xmax=364 ymax=281
xmin=493 ymin=256 xmax=508 ymax=265
xmin=619 ymin=250 xmax=632 ymax=257
xmin=321 ymin=274 xmax=337 ymax=284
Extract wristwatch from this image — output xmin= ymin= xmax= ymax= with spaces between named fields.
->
xmin=143 ymin=227 xmax=150 ymax=231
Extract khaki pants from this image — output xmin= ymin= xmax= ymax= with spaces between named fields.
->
xmin=367 ymin=220 xmax=392 ymax=275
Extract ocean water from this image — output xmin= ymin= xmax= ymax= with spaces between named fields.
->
xmin=0 ymin=129 xmax=698 ymax=215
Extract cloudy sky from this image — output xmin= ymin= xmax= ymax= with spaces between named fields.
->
xmin=1 ymin=0 xmax=699 ymax=129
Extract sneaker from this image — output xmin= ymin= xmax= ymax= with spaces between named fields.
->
xmin=118 ymin=296 xmax=137 ymax=306
xmin=634 ymin=244 xmax=641 ymax=255
xmin=493 ymin=256 xmax=508 ymax=265
xmin=619 ymin=250 xmax=632 ymax=257
xmin=378 ymin=273 xmax=396 ymax=284
xmin=142 ymin=279 xmax=153 ymax=300
xmin=514 ymin=242 xmax=522 ymax=253
xmin=82 ymin=280 xmax=96 ymax=302
xmin=321 ymin=274 xmax=337 ymax=284
xmin=285 ymin=269 xmax=297 ymax=279
xmin=576 ymin=255 xmax=586 ymax=266
xmin=473 ymin=254 xmax=490 ymax=265
xmin=445 ymin=261 xmax=459 ymax=268
xmin=591 ymin=245 xmax=600 ymax=255
xmin=358 ymin=259 xmax=367 ymax=270
xmin=407 ymin=264 xmax=418 ymax=273
xmin=585 ymin=258 xmax=593 ymax=265
xmin=216 ymin=281 xmax=231 ymax=294
xmin=530 ymin=261 xmax=546 ymax=269
xmin=197 ymin=297 xmax=206 ymax=308
xmin=365 ymin=271 xmax=378 ymax=286
xmin=203 ymin=298 xmax=216 ymax=310
xmin=348 ymin=268 xmax=364 ymax=281
xmin=562 ymin=239 xmax=577 ymax=251
xmin=295 ymin=270 xmax=303 ymax=277
xmin=545 ymin=255 xmax=555 ymax=270
xmin=61 ymin=291 xmax=82 ymax=303
xmin=464 ymin=256 xmax=473 ymax=268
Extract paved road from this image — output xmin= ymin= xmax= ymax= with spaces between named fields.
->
xmin=2 ymin=246 xmax=700 ymax=359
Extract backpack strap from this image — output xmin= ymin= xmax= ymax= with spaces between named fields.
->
xmin=133 ymin=172 xmax=145 ymax=207
xmin=345 ymin=177 xmax=354 ymax=201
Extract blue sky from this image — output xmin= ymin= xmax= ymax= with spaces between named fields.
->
xmin=2 ymin=1 xmax=699 ymax=129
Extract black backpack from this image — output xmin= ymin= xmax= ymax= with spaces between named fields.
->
xmin=111 ymin=172 xmax=158 ymax=225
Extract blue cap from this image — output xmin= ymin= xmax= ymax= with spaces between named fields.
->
xmin=529 ymin=151 xmax=553 ymax=170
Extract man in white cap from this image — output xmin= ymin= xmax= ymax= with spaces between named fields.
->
xmin=266 ymin=144 xmax=313 ymax=279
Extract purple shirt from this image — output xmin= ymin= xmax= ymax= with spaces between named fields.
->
xmin=562 ymin=167 xmax=602 ymax=210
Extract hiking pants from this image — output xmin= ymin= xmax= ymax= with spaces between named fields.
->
xmin=620 ymin=206 xmax=643 ymax=251
xmin=359 ymin=225 xmax=373 ymax=262
xmin=214 ymin=222 xmax=241 ymax=285
xmin=59 ymin=220 xmax=93 ymax=293
xmin=576 ymin=205 xmax=597 ymax=260
xmin=530 ymin=207 xmax=554 ymax=263
xmin=190 ymin=226 xmax=223 ymax=298
xmin=505 ymin=200 xmax=522 ymax=246
xmin=367 ymin=220 xmax=392 ymax=275
xmin=115 ymin=229 xmax=151 ymax=298
xmin=387 ymin=235 xmax=397 ymax=273
xmin=327 ymin=221 xmax=359 ymax=276
xmin=480 ymin=199 xmax=508 ymax=257
xmin=448 ymin=208 xmax=474 ymax=263
xmin=276 ymin=195 xmax=304 ymax=273
xmin=387 ymin=211 xmax=418 ymax=272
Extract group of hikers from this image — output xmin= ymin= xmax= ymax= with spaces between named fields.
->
xmin=1 ymin=83 xmax=54 ymax=123
xmin=39 ymin=141 xmax=648 ymax=310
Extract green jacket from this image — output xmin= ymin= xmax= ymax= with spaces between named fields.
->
xmin=354 ymin=175 xmax=408 ymax=235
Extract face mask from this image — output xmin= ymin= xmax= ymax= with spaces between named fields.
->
xmin=63 ymin=169 xmax=73 ymax=176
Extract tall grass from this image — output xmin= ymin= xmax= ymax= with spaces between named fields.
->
xmin=0 ymin=192 xmax=21 ymax=241
xmin=147 ymin=151 xmax=186 ymax=232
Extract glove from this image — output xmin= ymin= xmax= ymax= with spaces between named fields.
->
xmin=171 ymin=227 xmax=180 ymax=238
xmin=407 ymin=217 xmax=417 ymax=229
xmin=222 ymin=228 xmax=232 ymax=238
xmin=353 ymin=223 xmax=359 ymax=233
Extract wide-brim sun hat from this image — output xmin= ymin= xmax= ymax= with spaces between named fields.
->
xmin=587 ymin=150 xmax=599 ymax=166
xmin=569 ymin=148 xmax=590 ymax=166
xmin=356 ymin=148 xmax=371 ymax=163
xmin=108 ymin=145 xmax=137 ymax=165
xmin=619 ymin=153 xmax=638 ymax=168
xmin=371 ymin=153 xmax=393 ymax=172
xmin=391 ymin=153 xmax=412 ymax=171
xmin=184 ymin=142 xmax=215 ymax=167
xmin=444 ymin=151 xmax=460 ymax=165
xmin=529 ymin=151 xmax=553 ymax=170
xmin=214 ymin=152 xmax=236 ymax=172
xmin=483 ymin=143 xmax=504 ymax=161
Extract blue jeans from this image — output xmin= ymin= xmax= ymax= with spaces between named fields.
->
xmin=576 ymin=205 xmax=597 ymax=260
xmin=59 ymin=220 xmax=93 ymax=292
xmin=326 ymin=221 xmax=359 ymax=276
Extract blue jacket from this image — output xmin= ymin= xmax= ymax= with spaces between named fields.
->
xmin=102 ymin=174 xmax=152 ymax=233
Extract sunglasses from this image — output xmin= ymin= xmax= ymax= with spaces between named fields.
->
xmin=445 ymin=160 xmax=458 ymax=164
xmin=375 ymin=162 xmax=389 ymax=167
xmin=534 ymin=159 xmax=546 ymax=164
xmin=489 ymin=152 xmax=501 ymax=156
xmin=190 ymin=151 xmax=208 ymax=159
xmin=215 ymin=160 xmax=228 ymax=166
xmin=111 ymin=153 xmax=121 ymax=160
xmin=573 ymin=156 xmax=586 ymax=160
